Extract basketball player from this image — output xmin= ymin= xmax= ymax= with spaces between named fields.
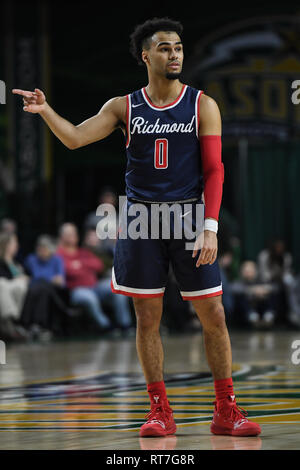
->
xmin=12 ymin=17 xmax=261 ymax=437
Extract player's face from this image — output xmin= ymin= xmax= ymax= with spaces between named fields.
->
xmin=143 ymin=31 xmax=184 ymax=79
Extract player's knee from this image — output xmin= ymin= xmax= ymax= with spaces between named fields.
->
xmin=203 ymin=303 xmax=226 ymax=331
xmin=135 ymin=308 xmax=160 ymax=331
xmin=133 ymin=297 xmax=162 ymax=330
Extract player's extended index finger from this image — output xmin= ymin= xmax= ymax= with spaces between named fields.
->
xmin=12 ymin=89 xmax=36 ymax=98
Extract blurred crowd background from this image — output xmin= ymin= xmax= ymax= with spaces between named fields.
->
xmin=0 ymin=186 xmax=299 ymax=342
xmin=1 ymin=1 xmax=300 ymax=342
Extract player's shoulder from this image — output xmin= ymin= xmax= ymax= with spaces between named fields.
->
xmin=198 ymin=93 xmax=221 ymax=120
xmin=99 ymin=95 xmax=127 ymax=121
xmin=199 ymin=93 xmax=219 ymax=109
xmin=183 ymin=85 xmax=219 ymax=109
xmin=104 ymin=95 xmax=127 ymax=109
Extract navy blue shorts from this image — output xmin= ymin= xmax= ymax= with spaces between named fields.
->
xmin=111 ymin=198 xmax=223 ymax=300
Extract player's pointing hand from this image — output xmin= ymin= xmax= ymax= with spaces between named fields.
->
xmin=12 ymin=88 xmax=46 ymax=113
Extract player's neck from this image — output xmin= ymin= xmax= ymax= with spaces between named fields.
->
xmin=145 ymin=76 xmax=184 ymax=107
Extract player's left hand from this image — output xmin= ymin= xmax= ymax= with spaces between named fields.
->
xmin=192 ymin=230 xmax=218 ymax=267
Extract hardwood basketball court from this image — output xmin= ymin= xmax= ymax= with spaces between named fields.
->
xmin=0 ymin=329 xmax=299 ymax=450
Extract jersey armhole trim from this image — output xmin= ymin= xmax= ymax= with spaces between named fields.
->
xmin=126 ymin=94 xmax=131 ymax=148
xmin=195 ymin=90 xmax=203 ymax=139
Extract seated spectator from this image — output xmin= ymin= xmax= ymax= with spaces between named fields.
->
xmin=83 ymin=228 xmax=113 ymax=272
xmin=257 ymin=239 xmax=293 ymax=283
xmin=0 ymin=217 xmax=24 ymax=263
xmin=257 ymin=239 xmax=293 ymax=321
xmin=84 ymin=187 xmax=119 ymax=257
xmin=57 ymin=223 xmax=129 ymax=334
xmin=25 ymin=235 xmax=65 ymax=285
xmin=20 ymin=235 xmax=72 ymax=339
xmin=0 ymin=232 xmax=29 ymax=340
xmin=82 ymin=228 xmax=133 ymax=333
xmin=231 ymin=260 xmax=278 ymax=328
xmin=0 ymin=218 xmax=17 ymax=235
xmin=283 ymin=273 xmax=300 ymax=328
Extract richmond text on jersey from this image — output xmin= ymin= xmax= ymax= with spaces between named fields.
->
xmin=125 ymin=84 xmax=204 ymax=202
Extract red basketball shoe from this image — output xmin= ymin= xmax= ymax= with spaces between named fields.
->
xmin=140 ymin=400 xmax=177 ymax=437
xmin=210 ymin=396 xmax=261 ymax=436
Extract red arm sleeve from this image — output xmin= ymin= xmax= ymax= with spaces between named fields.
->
xmin=199 ymin=135 xmax=224 ymax=221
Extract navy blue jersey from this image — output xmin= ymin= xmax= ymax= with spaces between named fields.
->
xmin=124 ymin=84 xmax=203 ymax=202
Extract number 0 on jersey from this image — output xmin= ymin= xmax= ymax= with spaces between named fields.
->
xmin=154 ymin=138 xmax=168 ymax=169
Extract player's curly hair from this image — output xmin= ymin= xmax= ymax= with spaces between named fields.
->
xmin=129 ymin=17 xmax=183 ymax=65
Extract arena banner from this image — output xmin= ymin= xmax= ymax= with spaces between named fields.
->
xmin=185 ymin=16 xmax=300 ymax=140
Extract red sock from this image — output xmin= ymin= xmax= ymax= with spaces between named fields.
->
xmin=214 ymin=377 xmax=235 ymax=402
xmin=147 ymin=381 xmax=169 ymax=407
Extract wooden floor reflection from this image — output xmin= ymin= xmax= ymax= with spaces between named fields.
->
xmin=0 ymin=330 xmax=299 ymax=449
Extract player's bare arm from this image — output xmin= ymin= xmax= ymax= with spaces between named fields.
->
xmin=12 ymin=88 xmax=127 ymax=149
xmin=192 ymin=94 xmax=222 ymax=267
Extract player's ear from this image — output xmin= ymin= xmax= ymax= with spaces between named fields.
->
xmin=141 ymin=50 xmax=149 ymax=65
